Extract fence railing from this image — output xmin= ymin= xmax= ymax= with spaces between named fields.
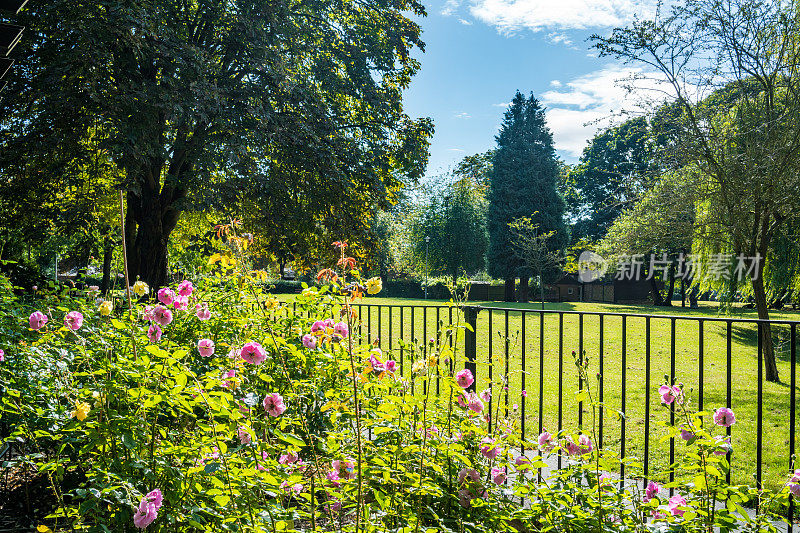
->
xmin=289 ymin=301 xmax=800 ymax=528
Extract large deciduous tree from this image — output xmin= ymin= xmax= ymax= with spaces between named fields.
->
xmin=412 ymin=176 xmax=488 ymax=282
xmin=593 ymin=0 xmax=800 ymax=382
xmin=0 ymin=0 xmax=432 ymax=289
xmin=487 ymin=92 xmax=567 ymax=301
xmin=566 ymin=117 xmax=657 ymax=241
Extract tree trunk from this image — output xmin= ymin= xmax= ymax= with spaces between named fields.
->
xmin=540 ymin=277 xmax=545 ymax=310
xmin=663 ymin=260 xmax=676 ymax=307
xmin=504 ymin=277 xmax=515 ymax=302
xmin=752 ymin=270 xmax=779 ymax=383
xmin=649 ymin=275 xmax=665 ymax=306
xmin=126 ymin=187 xmax=182 ymax=291
xmin=688 ymin=286 xmax=699 ymax=308
xmin=100 ymin=235 xmax=114 ymax=294
xmin=680 ymin=276 xmax=685 ymax=308
xmin=518 ymin=276 xmax=529 ymax=303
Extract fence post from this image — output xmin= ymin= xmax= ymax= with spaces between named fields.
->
xmin=463 ymin=306 xmax=480 ymax=392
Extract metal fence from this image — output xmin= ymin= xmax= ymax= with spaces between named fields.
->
xmin=311 ymin=302 xmax=800 ymax=528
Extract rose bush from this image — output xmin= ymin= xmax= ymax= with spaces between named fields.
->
xmin=0 ymin=243 xmax=795 ymax=532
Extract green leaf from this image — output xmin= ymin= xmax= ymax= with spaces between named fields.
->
xmin=273 ymin=428 xmax=305 ymax=447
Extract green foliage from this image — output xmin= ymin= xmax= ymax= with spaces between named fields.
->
xmin=487 ymin=92 xmax=568 ymax=281
xmin=600 ymin=169 xmax=696 ymax=257
xmin=412 ymin=177 xmax=488 ymax=281
xmin=0 ymin=246 xmax=794 ymax=531
xmin=0 ymin=0 xmax=432 ymax=288
xmin=565 ymin=116 xmax=658 ymax=241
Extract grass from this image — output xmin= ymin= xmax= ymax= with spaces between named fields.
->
xmin=281 ymin=294 xmax=800 ymax=494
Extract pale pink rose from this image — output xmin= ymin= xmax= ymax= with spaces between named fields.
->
xmin=177 ymin=280 xmax=194 ymax=297
xmin=152 ymin=305 xmax=173 ymax=326
xmin=241 ymin=342 xmax=266 ymax=364
xmin=195 ymin=304 xmax=211 ymax=321
xmin=64 ymin=311 xmax=84 ymax=331
xmin=147 ymin=324 xmax=162 ymax=343
xmin=197 ymin=338 xmax=215 ymax=357
xmin=157 ymin=288 xmax=175 ymax=306
xmin=263 ymin=393 xmax=286 ymax=416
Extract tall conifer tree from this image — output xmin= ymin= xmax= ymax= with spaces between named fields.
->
xmin=487 ymin=91 xmax=567 ymax=301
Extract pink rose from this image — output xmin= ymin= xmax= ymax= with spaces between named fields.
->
xmin=301 ymin=334 xmax=317 ymax=349
xmin=147 ymin=324 xmax=162 ymax=343
xmin=29 ymin=311 xmax=48 ymax=330
xmin=64 ymin=311 xmax=84 ymax=331
xmin=157 ymin=288 xmax=175 ymax=306
xmin=197 ymin=338 xmax=215 ymax=357
xmin=333 ymin=321 xmax=349 ymax=338
xmin=263 ymin=393 xmax=286 ymax=416
xmin=152 ymin=305 xmax=173 ymax=326
xmin=195 ymin=304 xmax=211 ymax=321
xmin=455 ymin=368 xmax=474 ymax=389
xmin=241 ymin=342 xmax=267 ymax=364
xmin=177 ymin=280 xmax=194 ymax=297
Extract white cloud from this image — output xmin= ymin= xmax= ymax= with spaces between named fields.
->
xmin=540 ymin=65 xmax=663 ymax=158
xmin=447 ymin=148 xmax=466 ymax=152
xmin=454 ymin=112 xmax=472 ymax=119
xmin=468 ymin=0 xmax=659 ymax=34
xmin=546 ymin=32 xmax=573 ymax=46
xmin=458 ymin=18 xmax=473 ymax=25
xmin=492 ymin=102 xmax=511 ymax=108
xmin=441 ymin=0 xmax=460 ymax=16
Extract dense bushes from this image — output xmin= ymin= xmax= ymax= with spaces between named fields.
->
xmin=0 ymin=242 xmax=795 ymax=531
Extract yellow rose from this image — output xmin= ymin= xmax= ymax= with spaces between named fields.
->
xmin=411 ymin=359 xmax=425 ymax=375
xmin=366 ymin=277 xmax=382 ymax=295
xmin=132 ymin=280 xmax=149 ymax=297
xmin=98 ymin=300 xmax=113 ymax=316
xmin=72 ymin=400 xmax=91 ymax=421
xmin=265 ymin=297 xmax=279 ymax=310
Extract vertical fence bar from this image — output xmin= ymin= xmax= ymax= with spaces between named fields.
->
xmin=669 ymin=317 xmax=676 ymax=495
xmin=449 ymin=307 xmax=454 ymax=375
xmin=620 ymin=315 xmax=627 ymax=481
xmin=578 ymin=314 xmax=584 ymax=428
xmin=367 ymin=306 xmax=372 ymax=344
xmin=436 ymin=307 xmax=441 ymax=396
xmin=558 ymin=312 xmax=564 ymax=469
xmin=790 ymin=323 xmax=796 ymax=533
xmin=464 ymin=307 xmax=478 ymax=393
xmin=505 ymin=310 xmax=510 ymax=419
xmin=644 ymin=316 xmax=651 ymax=486
xmin=757 ymin=322 xmax=763 ymax=493
xmin=411 ymin=307 xmax=415 ymax=395
xmin=378 ymin=306 xmax=382 ymax=350
xmin=388 ymin=306 xmax=393 ymax=355
xmin=698 ymin=320 xmax=704 ymax=414
xmin=423 ymin=307 xmax=428 ymax=395
xmin=539 ymin=311 xmax=544 ymax=437
xmin=726 ymin=320 xmax=732 ymax=485
xmin=599 ymin=315 xmax=604 ymax=449
xmin=521 ymin=311 xmax=527 ymax=452
xmin=488 ymin=309 xmax=493 ymax=432
xmin=399 ymin=307 xmax=404 ymax=375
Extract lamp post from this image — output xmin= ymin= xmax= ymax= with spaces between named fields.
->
xmin=424 ymin=235 xmax=430 ymax=299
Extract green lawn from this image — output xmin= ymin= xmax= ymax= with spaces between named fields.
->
xmin=284 ymin=295 xmax=800 ymax=493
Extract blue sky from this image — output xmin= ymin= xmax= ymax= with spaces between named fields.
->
xmin=403 ymin=0 xmax=659 ymax=176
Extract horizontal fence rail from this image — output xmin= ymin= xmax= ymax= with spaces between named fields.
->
xmin=286 ymin=301 xmax=800 ymax=529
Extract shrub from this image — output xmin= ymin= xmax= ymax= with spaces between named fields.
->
xmin=0 ymin=239 xmax=795 ymax=532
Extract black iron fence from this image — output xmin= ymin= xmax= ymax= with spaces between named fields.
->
xmin=291 ymin=302 xmax=800 ymax=528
